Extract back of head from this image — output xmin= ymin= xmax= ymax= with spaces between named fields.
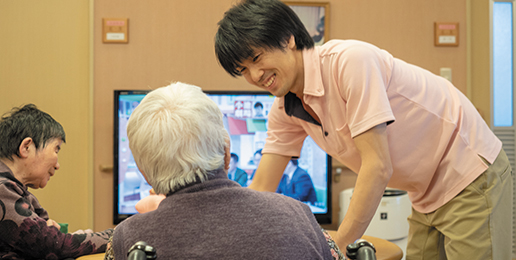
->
xmin=126 ymin=82 xmax=227 ymax=195
xmin=0 ymin=104 xmax=66 ymax=161
xmin=215 ymin=0 xmax=314 ymax=77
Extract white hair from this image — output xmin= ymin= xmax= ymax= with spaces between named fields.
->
xmin=127 ymin=82 xmax=227 ymax=194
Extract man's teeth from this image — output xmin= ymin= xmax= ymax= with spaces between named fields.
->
xmin=265 ymin=75 xmax=275 ymax=88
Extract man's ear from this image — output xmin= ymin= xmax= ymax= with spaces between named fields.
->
xmin=18 ymin=137 xmax=33 ymax=158
xmin=288 ymin=35 xmax=296 ymax=50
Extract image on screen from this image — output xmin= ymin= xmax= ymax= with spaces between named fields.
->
xmin=114 ymin=90 xmax=331 ymax=224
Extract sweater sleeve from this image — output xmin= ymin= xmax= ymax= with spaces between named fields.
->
xmin=0 ymin=176 xmax=113 ymax=259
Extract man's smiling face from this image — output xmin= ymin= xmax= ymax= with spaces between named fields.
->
xmin=238 ymin=36 xmax=303 ymax=97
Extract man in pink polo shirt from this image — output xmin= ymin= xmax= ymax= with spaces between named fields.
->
xmin=215 ymin=0 xmax=513 ymax=259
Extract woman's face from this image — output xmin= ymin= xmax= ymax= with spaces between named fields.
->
xmin=24 ymin=138 xmax=62 ymax=189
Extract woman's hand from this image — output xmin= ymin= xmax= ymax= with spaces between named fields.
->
xmin=46 ymin=219 xmax=60 ymax=228
xmin=71 ymin=229 xmax=94 ymax=234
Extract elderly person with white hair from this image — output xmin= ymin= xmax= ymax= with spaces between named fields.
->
xmin=108 ymin=82 xmax=342 ymax=259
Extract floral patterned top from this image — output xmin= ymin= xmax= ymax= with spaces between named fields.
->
xmin=0 ymin=162 xmax=113 ymax=259
xmin=322 ymin=229 xmax=346 ymax=260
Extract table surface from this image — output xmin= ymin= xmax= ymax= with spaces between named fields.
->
xmin=77 ymin=232 xmax=403 ymax=260
xmin=76 ymin=253 xmax=104 ymax=260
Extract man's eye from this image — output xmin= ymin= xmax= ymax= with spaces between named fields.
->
xmin=238 ymin=67 xmax=247 ymax=73
xmin=252 ymin=55 xmax=260 ymax=62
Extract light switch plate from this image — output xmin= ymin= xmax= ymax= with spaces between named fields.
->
xmin=440 ymin=67 xmax=452 ymax=82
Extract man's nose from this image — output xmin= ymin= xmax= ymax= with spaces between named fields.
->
xmin=249 ymin=66 xmax=264 ymax=84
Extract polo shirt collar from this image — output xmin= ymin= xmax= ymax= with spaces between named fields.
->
xmin=277 ymin=46 xmax=325 ymax=108
xmin=283 ymin=92 xmax=321 ymax=126
xmin=278 ymin=47 xmax=324 ymax=126
xmin=302 ymin=47 xmax=325 ymax=97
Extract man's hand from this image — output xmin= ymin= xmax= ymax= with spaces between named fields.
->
xmin=71 ymin=229 xmax=94 ymax=234
xmin=135 ymin=194 xmax=166 ymax=214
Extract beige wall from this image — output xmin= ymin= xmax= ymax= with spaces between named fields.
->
xmin=468 ymin=0 xmax=492 ymax=124
xmin=0 ymin=0 xmax=93 ymax=231
xmin=330 ymin=0 xmax=468 ymax=92
xmin=0 ymin=0 xmax=496 ymax=234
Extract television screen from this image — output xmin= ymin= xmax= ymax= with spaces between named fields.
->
xmin=114 ymin=90 xmax=332 ymax=224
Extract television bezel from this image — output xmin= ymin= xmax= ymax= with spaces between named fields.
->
xmin=113 ymin=89 xmax=333 ymax=225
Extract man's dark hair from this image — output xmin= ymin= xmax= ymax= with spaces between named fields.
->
xmin=254 ymin=102 xmax=263 ymax=109
xmin=215 ymin=0 xmax=314 ymax=77
xmin=0 ymin=104 xmax=66 ymax=160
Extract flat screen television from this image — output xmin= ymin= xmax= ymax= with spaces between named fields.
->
xmin=114 ymin=90 xmax=332 ymax=224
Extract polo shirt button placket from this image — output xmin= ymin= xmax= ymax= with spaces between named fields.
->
xmin=321 ymin=127 xmax=328 ymax=138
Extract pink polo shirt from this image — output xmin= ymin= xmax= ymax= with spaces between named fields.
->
xmin=263 ymin=39 xmax=502 ymax=213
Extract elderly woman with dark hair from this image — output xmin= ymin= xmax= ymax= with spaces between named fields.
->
xmin=0 ymin=104 xmax=113 ymax=259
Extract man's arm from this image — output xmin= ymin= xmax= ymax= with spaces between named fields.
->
xmin=248 ymin=153 xmax=291 ymax=192
xmin=334 ymin=123 xmax=393 ymax=250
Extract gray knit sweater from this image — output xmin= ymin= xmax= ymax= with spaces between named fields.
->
xmin=112 ymin=168 xmax=333 ymax=259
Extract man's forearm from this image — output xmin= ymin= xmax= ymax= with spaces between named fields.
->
xmin=248 ymin=153 xmax=290 ymax=191
xmin=334 ymin=123 xmax=393 ymax=249
xmin=334 ymin=168 xmax=390 ymax=249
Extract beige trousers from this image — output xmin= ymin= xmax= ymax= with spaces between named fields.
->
xmin=406 ymin=149 xmax=513 ymax=260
